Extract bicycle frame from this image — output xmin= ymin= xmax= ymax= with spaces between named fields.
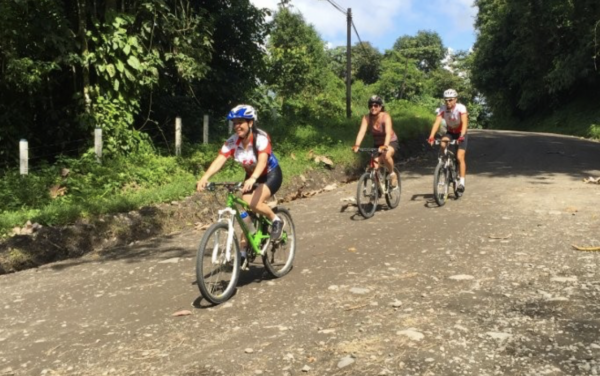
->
xmin=208 ymin=183 xmax=272 ymax=261
xmin=435 ymin=139 xmax=459 ymax=169
xmin=359 ymin=148 xmax=386 ymax=190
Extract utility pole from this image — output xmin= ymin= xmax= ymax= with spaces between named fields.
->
xmin=346 ymin=8 xmax=352 ymax=118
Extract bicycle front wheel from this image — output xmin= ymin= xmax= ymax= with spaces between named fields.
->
xmin=196 ymin=222 xmax=241 ymax=305
xmin=433 ymin=163 xmax=449 ymax=207
xmin=385 ymin=166 xmax=401 ymax=209
xmin=263 ymin=207 xmax=296 ymax=278
xmin=356 ymin=172 xmax=379 ymax=218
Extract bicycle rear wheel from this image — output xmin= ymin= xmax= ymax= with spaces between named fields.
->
xmin=196 ymin=222 xmax=241 ymax=304
xmin=433 ymin=163 xmax=449 ymax=206
xmin=356 ymin=172 xmax=378 ymax=218
xmin=385 ymin=166 xmax=401 ymax=209
xmin=263 ymin=207 xmax=296 ymax=278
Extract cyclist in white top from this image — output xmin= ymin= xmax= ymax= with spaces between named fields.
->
xmin=196 ymin=105 xmax=283 ymax=240
xmin=427 ymin=89 xmax=469 ymax=194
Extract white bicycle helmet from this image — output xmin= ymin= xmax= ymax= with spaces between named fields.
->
xmin=226 ymin=104 xmax=257 ymax=121
xmin=443 ymin=89 xmax=458 ymax=99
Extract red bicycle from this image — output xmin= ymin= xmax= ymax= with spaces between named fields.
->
xmin=356 ymin=148 xmax=401 ymax=218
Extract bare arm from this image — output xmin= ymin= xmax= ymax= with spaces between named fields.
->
xmin=196 ymin=154 xmax=228 ymax=191
xmin=383 ymin=113 xmax=393 ymax=148
xmin=428 ymin=116 xmax=443 ymax=144
xmin=460 ymin=112 xmax=468 ymax=137
xmin=243 ymin=152 xmax=268 ymax=193
xmin=353 ymin=116 xmax=368 ymax=152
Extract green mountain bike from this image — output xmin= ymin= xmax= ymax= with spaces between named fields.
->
xmin=196 ymin=182 xmax=296 ymax=305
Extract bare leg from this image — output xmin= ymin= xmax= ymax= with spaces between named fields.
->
xmin=457 ymin=149 xmax=466 ymax=179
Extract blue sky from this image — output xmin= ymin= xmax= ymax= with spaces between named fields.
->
xmin=250 ymin=0 xmax=478 ymax=53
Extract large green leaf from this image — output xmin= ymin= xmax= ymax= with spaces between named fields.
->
xmin=127 ymin=56 xmax=141 ymax=70
xmin=106 ymin=64 xmax=116 ymax=78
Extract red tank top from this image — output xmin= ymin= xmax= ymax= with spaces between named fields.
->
xmin=368 ymin=113 xmax=397 ymax=146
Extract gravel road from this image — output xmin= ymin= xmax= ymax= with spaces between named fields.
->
xmin=1 ymin=130 xmax=600 ymax=376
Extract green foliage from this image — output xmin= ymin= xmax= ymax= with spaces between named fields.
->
xmin=352 ymin=42 xmax=383 ymax=84
xmin=392 ymin=31 xmax=446 ymax=73
xmin=472 ymin=0 xmax=600 ymax=119
xmin=265 ymin=7 xmax=345 ymax=120
xmin=93 ymin=96 xmax=154 ymax=156
xmin=488 ymin=92 xmax=600 ymax=139
xmin=327 ymin=42 xmax=383 ymax=85
xmin=375 ymin=51 xmax=427 ymax=100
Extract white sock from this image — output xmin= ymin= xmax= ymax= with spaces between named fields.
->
xmin=459 ymin=177 xmax=465 ymax=186
xmin=273 ymin=215 xmax=281 ymax=222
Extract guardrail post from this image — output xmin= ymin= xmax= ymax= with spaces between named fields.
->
xmin=94 ymin=127 xmax=103 ymax=163
xmin=175 ymin=117 xmax=182 ymax=156
xmin=19 ymin=139 xmax=28 ymax=175
xmin=203 ymin=115 xmax=209 ymax=144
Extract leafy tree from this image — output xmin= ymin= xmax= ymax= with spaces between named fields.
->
xmin=472 ymin=0 xmax=600 ymax=118
xmin=326 ymin=42 xmax=382 ymax=85
xmin=352 ymin=42 xmax=382 ymax=84
xmin=375 ymin=50 xmax=426 ymax=101
xmin=392 ymin=31 xmax=446 ymax=73
xmin=0 ymin=0 xmax=269 ymax=163
xmin=326 ymin=46 xmax=347 ymax=81
xmin=266 ymin=6 xmax=344 ymax=119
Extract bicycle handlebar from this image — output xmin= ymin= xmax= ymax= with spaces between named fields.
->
xmin=205 ymin=182 xmax=243 ymax=192
xmin=358 ymin=148 xmax=383 ymax=153
xmin=434 ymin=139 xmax=458 ymax=145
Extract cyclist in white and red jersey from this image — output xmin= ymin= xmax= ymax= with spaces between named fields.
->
xmin=428 ymin=89 xmax=468 ymax=194
xmin=352 ymin=95 xmax=399 ymax=187
xmin=196 ymin=104 xmax=283 ymax=240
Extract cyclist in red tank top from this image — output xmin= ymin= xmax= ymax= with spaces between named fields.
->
xmin=352 ymin=95 xmax=399 ymax=187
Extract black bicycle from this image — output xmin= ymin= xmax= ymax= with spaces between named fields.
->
xmin=432 ymin=139 xmax=461 ymax=206
xmin=356 ymin=148 xmax=401 ymax=218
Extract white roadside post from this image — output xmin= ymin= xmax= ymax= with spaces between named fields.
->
xmin=94 ymin=127 xmax=103 ymax=163
xmin=19 ymin=139 xmax=28 ymax=175
xmin=175 ymin=117 xmax=182 ymax=156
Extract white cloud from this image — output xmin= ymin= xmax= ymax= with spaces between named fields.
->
xmin=250 ymin=0 xmax=477 ymax=51
xmin=427 ymin=0 xmax=478 ymax=33
xmin=252 ymin=0 xmax=409 ymax=45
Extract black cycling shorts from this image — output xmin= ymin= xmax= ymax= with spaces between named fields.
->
xmin=248 ymin=165 xmax=282 ymax=195
xmin=375 ymin=140 xmax=400 ymax=155
xmin=443 ymin=133 xmax=468 ymax=151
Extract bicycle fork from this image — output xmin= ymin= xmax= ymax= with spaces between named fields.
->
xmin=214 ymin=207 xmax=236 ymax=264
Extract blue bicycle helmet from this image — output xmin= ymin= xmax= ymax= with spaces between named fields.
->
xmin=226 ymin=104 xmax=257 ymax=121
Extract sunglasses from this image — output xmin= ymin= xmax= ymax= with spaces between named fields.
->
xmin=369 ymin=103 xmax=381 ymax=108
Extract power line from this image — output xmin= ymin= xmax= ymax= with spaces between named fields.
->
xmin=323 ymin=0 xmax=346 ymax=15
xmin=351 ymin=20 xmax=372 ymax=59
